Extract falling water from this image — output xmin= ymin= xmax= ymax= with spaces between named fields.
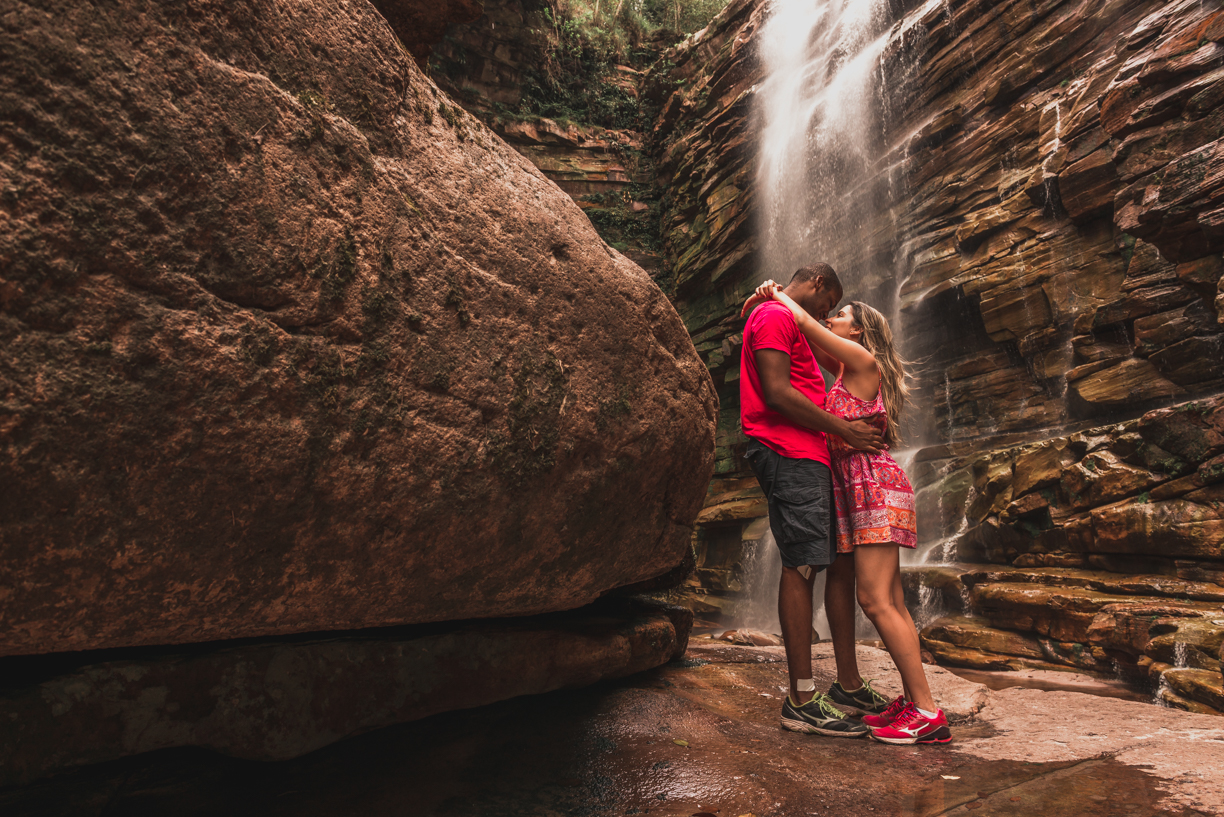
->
xmin=735 ymin=531 xmax=884 ymax=641
xmin=757 ymin=0 xmax=896 ymax=283
xmin=741 ymin=0 xmax=910 ymax=644
xmin=736 ymin=530 xmax=831 ymax=639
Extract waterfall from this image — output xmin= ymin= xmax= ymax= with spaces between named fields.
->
xmin=736 ymin=530 xmax=832 ymax=638
xmin=757 ymin=0 xmax=896 ymax=286
xmin=739 ymin=0 xmax=900 ymax=643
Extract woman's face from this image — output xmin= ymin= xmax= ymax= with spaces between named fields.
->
xmin=824 ymin=305 xmax=860 ymax=340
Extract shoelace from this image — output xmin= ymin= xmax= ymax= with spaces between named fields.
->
xmin=881 ymin=696 xmax=908 ymax=718
xmin=859 ymin=678 xmax=887 ymax=706
xmin=816 ymin=694 xmax=849 ymax=720
xmin=889 ymin=702 xmax=922 ymax=728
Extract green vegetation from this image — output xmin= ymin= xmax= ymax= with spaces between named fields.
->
xmin=596 ymin=383 xmax=634 ymax=430
xmin=433 ymin=0 xmax=730 ymax=130
xmin=486 ymin=349 xmax=569 ymax=479
xmin=520 ymin=0 xmax=729 ymax=128
xmin=585 ymin=181 xmax=663 ymax=252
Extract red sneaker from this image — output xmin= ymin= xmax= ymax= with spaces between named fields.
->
xmin=861 ymin=695 xmax=908 ymax=729
xmin=868 ymin=703 xmax=951 ymax=745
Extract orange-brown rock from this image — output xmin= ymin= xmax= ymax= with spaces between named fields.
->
xmin=0 ymin=0 xmax=716 ymax=657
xmin=0 ymin=597 xmax=692 ymax=786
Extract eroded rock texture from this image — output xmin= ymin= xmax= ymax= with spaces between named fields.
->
xmin=0 ymin=0 xmax=717 ymax=658
xmin=0 ymin=598 xmax=691 ymax=787
xmin=907 ymin=393 xmax=1224 ymax=713
xmin=894 ymin=0 xmax=1224 ymax=439
xmin=613 ymin=0 xmax=1224 ymax=646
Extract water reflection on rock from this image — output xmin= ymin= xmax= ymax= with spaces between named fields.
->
xmin=3 ymin=642 xmax=1218 ymax=817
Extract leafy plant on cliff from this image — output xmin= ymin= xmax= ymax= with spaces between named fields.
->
xmin=514 ymin=0 xmax=731 ymax=129
xmin=585 ymin=181 xmax=663 ymax=252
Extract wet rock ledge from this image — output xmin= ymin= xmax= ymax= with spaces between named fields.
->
xmin=0 ymin=597 xmax=691 ymax=788
xmin=4 ymin=640 xmax=1223 ymax=816
xmin=907 ymin=393 xmax=1224 ymax=714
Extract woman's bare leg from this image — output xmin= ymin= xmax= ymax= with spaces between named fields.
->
xmin=891 ymin=568 xmax=916 ymax=702
xmin=854 ymin=544 xmax=936 ymax=712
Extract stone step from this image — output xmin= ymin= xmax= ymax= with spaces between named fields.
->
xmin=0 ymin=598 xmax=691 ymax=787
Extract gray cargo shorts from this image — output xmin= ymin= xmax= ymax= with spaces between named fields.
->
xmin=743 ymin=438 xmax=837 ymax=571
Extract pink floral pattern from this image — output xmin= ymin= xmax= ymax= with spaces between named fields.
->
xmin=826 ymin=377 xmax=918 ymax=552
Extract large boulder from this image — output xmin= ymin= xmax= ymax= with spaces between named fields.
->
xmin=0 ymin=0 xmax=717 ymax=657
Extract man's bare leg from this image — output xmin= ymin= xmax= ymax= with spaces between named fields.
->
xmin=824 ymin=551 xmax=862 ymax=690
xmin=779 ymin=564 xmax=819 ymax=702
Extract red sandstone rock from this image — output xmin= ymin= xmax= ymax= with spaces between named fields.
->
xmin=1058 ymin=148 xmax=1118 ymax=223
xmin=0 ymin=0 xmax=716 ymax=657
xmin=0 ymin=598 xmax=692 ymax=786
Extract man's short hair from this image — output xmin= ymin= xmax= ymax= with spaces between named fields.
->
xmin=790 ymin=263 xmax=842 ymax=298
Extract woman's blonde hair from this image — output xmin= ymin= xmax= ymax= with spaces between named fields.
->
xmin=848 ymin=301 xmax=909 ymax=447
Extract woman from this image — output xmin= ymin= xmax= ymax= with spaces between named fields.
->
xmin=743 ymin=280 xmax=950 ymax=745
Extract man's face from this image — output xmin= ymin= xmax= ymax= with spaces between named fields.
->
xmin=796 ymin=277 xmax=840 ymax=321
xmin=811 ymin=284 xmax=840 ymax=322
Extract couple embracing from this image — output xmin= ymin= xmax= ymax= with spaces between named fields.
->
xmin=738 ymin=262 xmax=950 ymax=745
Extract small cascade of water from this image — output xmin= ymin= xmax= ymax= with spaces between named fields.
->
xmin=912 ymin=581 xmax=943 ymax=630
xmin=735 ymin=530 xmax=831 ymax=639
xmin=735 ymin=528 xmax=783 ymax=632
xmin=757 ymin=0 xmax=895 ymax=280
xmin=1041 ymin=98 xmax=1063 ymax=204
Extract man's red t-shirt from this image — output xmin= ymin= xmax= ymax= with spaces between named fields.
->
xmin=739 ymin=301 xmax=831 ymax=466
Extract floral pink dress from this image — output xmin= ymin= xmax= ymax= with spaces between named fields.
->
xmin=825 ymin=376 xmax=917 ymax=552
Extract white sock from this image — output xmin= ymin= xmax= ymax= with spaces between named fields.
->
xmin=917 ymin=706 xmax=939 ymax=719
xmin=796 ymin=678 xmax=816 ymax=693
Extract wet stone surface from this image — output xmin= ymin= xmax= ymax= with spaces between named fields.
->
xmin=1 ymin=642 xmax=1220 ymax=816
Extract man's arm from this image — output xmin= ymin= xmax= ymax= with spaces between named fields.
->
xmin=756 ymin=348 xmax=884 ymax=453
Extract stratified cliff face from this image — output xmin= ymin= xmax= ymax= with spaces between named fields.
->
xmin=894 ymin=0 xmax=1224 ymax=442
xmin=908 ymin=394 xmax=1224 ymax=714
xmin=647 ymin=0 xmax=1224 ymax=486
xmin=891 ymin=0 xmax=1224 ymax=714
xmin=426 ymin=1 xmax=665 ymax=271
xmin=640 ymin=0 xmax=1224 ymax=706
xmin=0 ymin=0 xmax=717 ymax=657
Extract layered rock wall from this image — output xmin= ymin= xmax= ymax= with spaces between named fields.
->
xmin=0 ymin=0 xmax=716 ymax=657
xmin=637 ymin=0 xmax=1224 ymax=641
xmin=427 ymin=1 xmax=664 ymax=269
xmin=893 ymin=0 xmax=1224 ymax=442
xmin=908 ymin=394 xmax=1224 ymax=713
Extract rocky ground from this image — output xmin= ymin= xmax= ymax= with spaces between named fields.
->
xmin=4 ymin=641 xmax=1222 ymax=816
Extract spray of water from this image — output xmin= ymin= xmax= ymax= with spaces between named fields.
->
xmin=736 ymin=530 xmax=832 ymax=638
xmin=757 ymin=0 xmax=895 ymax=282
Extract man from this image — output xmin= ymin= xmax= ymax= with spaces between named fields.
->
xmin=739 ymin=263 xmax=890 ymax=737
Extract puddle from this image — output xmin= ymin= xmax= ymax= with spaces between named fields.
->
xmin=902 ymin=756 xmax=1212 ymax=816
